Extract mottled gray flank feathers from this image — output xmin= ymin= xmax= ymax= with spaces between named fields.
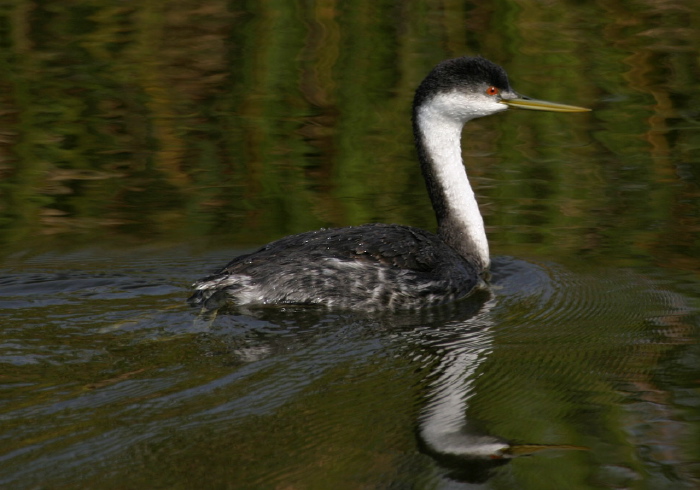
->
xmin=189 ymin=224 xmax=482 ymax=309
xmin=189 ymin=57 xmax=513 ymax=310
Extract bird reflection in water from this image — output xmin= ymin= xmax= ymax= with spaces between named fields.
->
xmin=409 ymin=292 xmax=588 ymax=483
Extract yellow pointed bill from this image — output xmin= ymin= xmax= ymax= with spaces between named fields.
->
xmin=501 ymin=96 xmax=590 ymax=113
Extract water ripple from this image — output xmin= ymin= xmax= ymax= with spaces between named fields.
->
xmin=1 ymin=252 xmax=698 ymax=488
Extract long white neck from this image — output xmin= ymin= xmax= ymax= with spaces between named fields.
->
xmin=414 ymin=98 xmax=490 ymax=270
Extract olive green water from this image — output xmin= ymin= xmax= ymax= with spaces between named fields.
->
xmin=1 ymin=1 xmax=700 ymax=488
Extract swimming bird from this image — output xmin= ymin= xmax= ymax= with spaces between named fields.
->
xmin=189 ymin=56 xmax=589 ymax=310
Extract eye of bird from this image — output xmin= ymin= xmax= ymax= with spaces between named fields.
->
xmin=189 ymin=56 xmax=590 ymax=311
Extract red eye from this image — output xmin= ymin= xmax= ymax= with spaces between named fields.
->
xmin=486 ymin=86 xmax=500 ymax=96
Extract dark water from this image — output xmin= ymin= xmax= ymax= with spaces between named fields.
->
xmin=2 ymin=0 xmax=700 ymax=488
xmin=2 ymin=252 xmax=698 ymax=488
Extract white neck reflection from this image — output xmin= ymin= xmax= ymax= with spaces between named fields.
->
xmin=417 ymin=296 xmax=513 ymax=459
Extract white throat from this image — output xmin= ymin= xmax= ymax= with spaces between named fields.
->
xmin=416 ymin=94 xmax=492 ymax=269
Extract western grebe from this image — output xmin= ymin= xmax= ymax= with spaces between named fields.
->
xmin=189 ymin=56 xmax=589 ymax=310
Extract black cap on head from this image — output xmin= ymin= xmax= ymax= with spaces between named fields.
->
xmin=414 ymin=57 xmax=511 ymax=108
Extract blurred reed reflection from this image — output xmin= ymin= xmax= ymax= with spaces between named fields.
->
xmin=0 ymin=0 xmax=698 ymax=271
xmin=1 ymin=1 xmax=700 ymax=488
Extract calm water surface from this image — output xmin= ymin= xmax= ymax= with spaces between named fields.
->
xmin=2 ymin=251 xmax=698 ymax=488
xmin=2 ymin=0 xmax=700 ymax=488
